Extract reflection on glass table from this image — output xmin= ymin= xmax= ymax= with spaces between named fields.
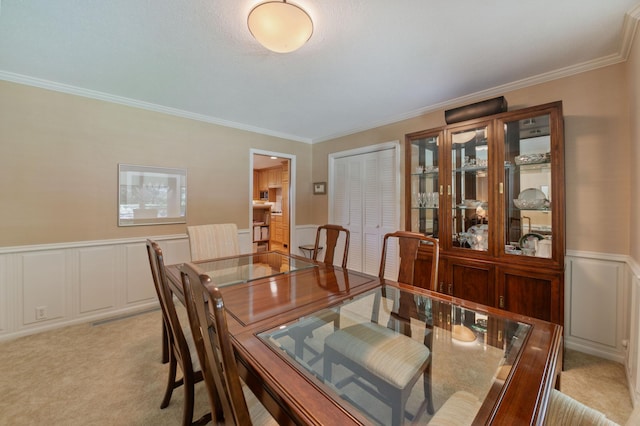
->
xmin=181 ymin=251 xmax=317 ymax=287
xmin=259 ymin=285 xmax=530 ymax=425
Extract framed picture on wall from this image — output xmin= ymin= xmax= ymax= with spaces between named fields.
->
xmin=313 ymin=182 xmax=326 ymax=195
xmin=118 ymin=164 xmax=187 ymax=226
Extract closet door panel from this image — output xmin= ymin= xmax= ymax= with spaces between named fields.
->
xmin=330 ymin=146 xmax=399 ymax=275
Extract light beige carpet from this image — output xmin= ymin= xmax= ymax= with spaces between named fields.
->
xmin=0 ymin=308 xmax=634 ymax=425
xmin=561 ymin=348 xmax=633 ymax=425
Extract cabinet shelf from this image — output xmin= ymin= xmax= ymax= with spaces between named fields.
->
xmin=453 ymin=166 xmax=488 ymax=173
xmin=514 ymin=207 xmax=551 ymax=211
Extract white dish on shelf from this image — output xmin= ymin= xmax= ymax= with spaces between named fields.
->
xmin=515 ymin=188 xmax=549 ymax=209
xmin=514 ymin=152 xmax=550 ymax=165
xmin=518 ymin=188 xmax=545 ymax=201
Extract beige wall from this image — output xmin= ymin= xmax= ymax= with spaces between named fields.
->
xmin=0 ymin=81 xmax=314 ymax=246
xmin=2 ymin=60 xmax=634 ymax=255
xmin=630 ymin=27 xmax=640 ymax=263
xmin=313 ymin=64 xmax=632 ymax=255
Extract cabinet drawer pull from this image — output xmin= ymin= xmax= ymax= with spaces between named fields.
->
xmin=447 ymin=185 xmax=452 ymax=196
xmin=448 ymin=283 xmax=453 ymax=294
xmin=439 ymin=185 xmax=443 ymax=195
xmin=499 ymin=296 xmax=505 ymax=308
xmin=499 ymin=182 xmax=503 ymax=194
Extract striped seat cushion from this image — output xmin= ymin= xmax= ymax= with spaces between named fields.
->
xmin=427 ymin=391 xmax=482 ymax=425
xmin=325 ymin=322 xmax=430 ymax=388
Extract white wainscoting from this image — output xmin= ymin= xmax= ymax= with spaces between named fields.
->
xmin=0 ymin=226 xmax=319 ymax=342
xmin=627 ymin=264 xmax=640 ymax=405
xmin=5 ymin=235 xmax=636 ymax=393
xmin=0 ymin=235 xmax=192 ymax=343
xmin=565 ymin=253 xmax=627 ymax=361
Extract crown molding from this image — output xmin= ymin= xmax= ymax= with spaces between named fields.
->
xmin=2 ymin=7 xmax=639 ymax=145
xmin=0 ymin=71 xmax=313 ymax=144
xmin=313 ymin=51 xmax=627 ymax=143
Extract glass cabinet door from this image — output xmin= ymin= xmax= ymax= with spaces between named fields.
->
xmin=503 ymin=114 xmax=552 ymax=258
xmin=450 ymin=125 xmax=490 ymax=252
xmin=407 ymin=132 xmax=440 ymax=237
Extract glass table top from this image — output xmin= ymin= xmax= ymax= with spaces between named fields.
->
xmin=183 ymin=251 xmax=317 ymax=287
xmin=259 ymin=285 xmax=531 ymax=425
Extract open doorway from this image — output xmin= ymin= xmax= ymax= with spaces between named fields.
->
xmin=250 ymin=151 xmax=293 ymax=254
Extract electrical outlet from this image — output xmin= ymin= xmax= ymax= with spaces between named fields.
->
xmin=35 ymin=306 xmax=47 ymax=320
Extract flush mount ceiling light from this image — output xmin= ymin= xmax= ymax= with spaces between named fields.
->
xmin=247 ymin=1 xmax=313 ymax=53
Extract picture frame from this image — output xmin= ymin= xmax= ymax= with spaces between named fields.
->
xmin=313 ymin=182 xmax=326 ymax=195
xmin=118 ymin=164 xmax=187 ymax=226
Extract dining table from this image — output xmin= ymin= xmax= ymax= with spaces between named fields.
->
xmin=165 ymin=250 xmax=563 ymax=425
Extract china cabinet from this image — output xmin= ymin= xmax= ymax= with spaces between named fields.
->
xmin=405 ymin=101 xmax=564 ymax=325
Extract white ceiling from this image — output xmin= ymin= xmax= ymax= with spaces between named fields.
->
xmin=0 ymin=1 xmax=639 ymax=143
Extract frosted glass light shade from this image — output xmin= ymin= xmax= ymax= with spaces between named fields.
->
xmin=248 ymin=1 xmax=313 ymax=53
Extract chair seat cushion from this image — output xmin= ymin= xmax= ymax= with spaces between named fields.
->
xmin=544 ymin=389 xmax=618 ymax=426
xmin=325 ymin=323 xmax=430 ymax=388
xmin=427 ymin=391 xmax=482 ymax=425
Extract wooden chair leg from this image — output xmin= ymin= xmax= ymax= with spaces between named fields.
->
xmin=182 ymin=373 xmax=195 ymax=426
xmin=162 ymin=321 xmax=169 ymax=364
xmin=425 ymin=362 xmax=434 ymax=414
xmin=161 ymin=354 xmax=177 ymax=409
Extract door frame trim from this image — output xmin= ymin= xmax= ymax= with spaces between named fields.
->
xmin=250 ymin=149 xmax=296 ymax=252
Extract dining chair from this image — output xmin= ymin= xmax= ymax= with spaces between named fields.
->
xmin=323 ymin=231 xmax=439 ymax=426
xmin=543 ymin=389 xmax=619 ymax=426
xmin=312 ymin=224 xmax=350 ymax=268
xmin=379 ymin=231 xmax=439 ymax=290
xmin=187 ymin=223 xmax=239 ymax=261
xmin=145 ymin=240 xmax=209 ymax=426
xmin=180 ymin=262 xmax=277 ymax=426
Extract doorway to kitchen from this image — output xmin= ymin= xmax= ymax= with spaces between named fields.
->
xmin=250 ymin=149 xmax=295 ymax=254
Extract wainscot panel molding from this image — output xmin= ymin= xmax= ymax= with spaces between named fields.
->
xmin=566 ymin=250 xmax=638 ymax=404
xmin=0 ymin=255 xmax=8 ymax=333
xmin=0 ymin=226 xmax=315 ymax=342
xmin=626 ymin=258 xmax=640 ymax=405
xmin=0 ymin=234 xmax=190 ymax=343
xmin=565 ymin=251 xmax=629 ymax=363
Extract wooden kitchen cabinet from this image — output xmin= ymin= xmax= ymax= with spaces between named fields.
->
xmin=406 ymin=101 xmax=565 ymax=326
xmin=267 ymin=167 xmax=282 ymax=188
xmin=271 ymin=215 xmax=283 ymax=244
xmin=256 ymin=169 xmax=268 ymax=192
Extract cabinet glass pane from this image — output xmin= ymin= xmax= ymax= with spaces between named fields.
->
xmin=504 ymin=114 xmax=552 ymax=258
xmin=410 ymin=135 xmax=439 ymax=237
xmin=451 ymin=127 xmax=489 ymax=251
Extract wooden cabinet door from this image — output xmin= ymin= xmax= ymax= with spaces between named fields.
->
xmin=271 ymin=216 xmax=283 ymax=243
xmin=496 ymin=266 xmax=562 ymax=324
xmin=259 ymin=170 xmax=268 ymax=191
xmin=445 ymin=257 xmax=495 ymax=307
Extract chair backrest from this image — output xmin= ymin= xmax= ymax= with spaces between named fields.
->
xmin=181 ymin=262 xmax=252 ymax=426
xmin=145 ymin=239 xmax=194 ymax=370
xmin=313 ymin=224 xmax=350 ymax=268
xmin=378 ymin=231 xmax=439 ymax=289
xmin=187 ymin=223 xmax=240 ymax=261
